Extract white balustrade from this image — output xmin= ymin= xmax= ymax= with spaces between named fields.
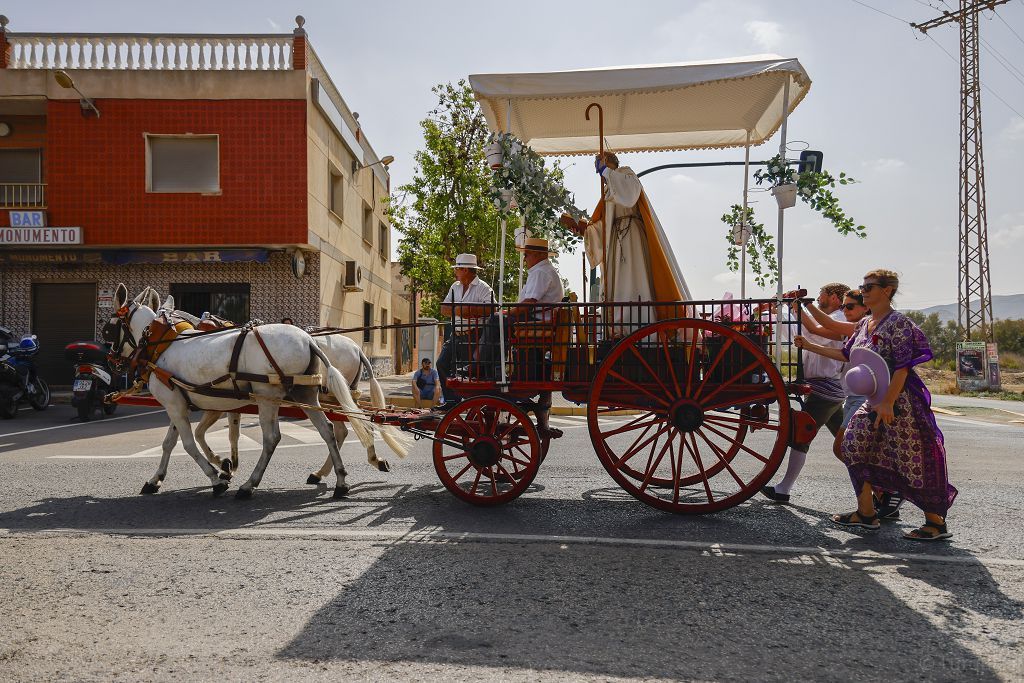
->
xmin=6 ymin=34 xmax=293 ymax=70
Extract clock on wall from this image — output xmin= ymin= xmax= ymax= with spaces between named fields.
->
xmin=0 ymin=122 xmax=11 ymax=137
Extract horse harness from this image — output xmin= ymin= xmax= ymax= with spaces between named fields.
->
xmin=112 ymin=307 xmax=322 ymax=403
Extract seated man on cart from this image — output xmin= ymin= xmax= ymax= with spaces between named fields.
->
xmin=479 ymin=236 xmax=564 ymax=437
xmin=435 ymin=253 xmax=495 ymax=411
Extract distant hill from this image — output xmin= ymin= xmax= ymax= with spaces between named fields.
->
xmin=915 ymin=294 xmax=1024 ymax=323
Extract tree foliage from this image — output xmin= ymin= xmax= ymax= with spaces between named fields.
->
xmin=391 ymin=81 xmax=581 ymax=317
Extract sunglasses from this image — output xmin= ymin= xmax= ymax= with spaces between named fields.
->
xmin=841 ymin=303 xmax=862 ymax=310
xmin=861 ymin=282 xmax=884 ymax=292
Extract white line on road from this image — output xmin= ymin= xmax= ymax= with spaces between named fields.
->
xmin=0 ymin=409 xmax=166 ymax=438
xmin=2 ymin=525 xmax=1021 ymax=568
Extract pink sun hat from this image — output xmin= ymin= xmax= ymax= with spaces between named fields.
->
xmin=842 ymin=347 xmax=891 ymax=406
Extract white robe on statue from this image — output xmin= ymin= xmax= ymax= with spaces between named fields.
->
xmin=584 ymin=166 xmax=691 ymax=332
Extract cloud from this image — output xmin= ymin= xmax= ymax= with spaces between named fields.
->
xmin=744 ymin=21 xmax=783 ymax=51
xmin=1002 ymin=117 xmax=1024 ymax=142
xmin=862 ymin=158 xmax=906 ymax=173
xmin=712 ymin=271 xmax=741 ymax=285
xmin=266 ymin=18 xmax=282 ymax=31
xmin=670 ymin=173 xmax=697 ymax=185
xmin=992 ymin=223 xmax=1024 ymax=247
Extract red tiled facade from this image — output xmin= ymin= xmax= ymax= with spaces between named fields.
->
xmin=8 ymin=99 xmax=307 ymax=243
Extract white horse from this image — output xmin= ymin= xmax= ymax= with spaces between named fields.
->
xmin=106 ymin=283 xmax=388 ymax=499
xmin=148 ymin=291 xmax=406 ymax=482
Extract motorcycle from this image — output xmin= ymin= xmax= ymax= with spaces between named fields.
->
xmin=64 ymin=340 xmax=119 ymax=421
xmin=0 ymin=327 xmax=50 ymax=419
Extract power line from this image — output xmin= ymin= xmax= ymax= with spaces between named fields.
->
xmin=992 ymin=7 xmax=1024 ymax=46
xmin=925 ymin=32 xmax=1024 ymax=118
xmin=848 ymin=0 xmax=913 ymax=24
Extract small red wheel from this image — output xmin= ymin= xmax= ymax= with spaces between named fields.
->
xmin=433 ymin=396 xmax=541 ymax=506
xmin=588 ymin=319 xmax=790 ymax=514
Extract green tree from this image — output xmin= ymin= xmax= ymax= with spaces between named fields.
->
xmin=906 ymin=311 xmax=959 ymax=368
xmin=390 ymin=81 xmax=581 ymax=317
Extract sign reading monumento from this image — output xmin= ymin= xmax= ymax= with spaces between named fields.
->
xmin=0 ymin=227 xmax=81 ymax=245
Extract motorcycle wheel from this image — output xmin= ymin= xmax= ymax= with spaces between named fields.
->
xmin=29 ymin=378 xmax=50 ymax=411
xmin=102 ymin=397 xmax=117 ymax=415
xmin=77 ymin=399 xmax=93 ymax=421
xmin=0 ymin=399 xmax=16 ymax=419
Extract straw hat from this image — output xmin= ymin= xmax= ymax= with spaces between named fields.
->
xmin=452 ymin=253 xmax=483 ymax=269
xmin=516 ymin=237 xmax=556 ymax=254
xmin=842 ymin=347 xmax=891 ymax=406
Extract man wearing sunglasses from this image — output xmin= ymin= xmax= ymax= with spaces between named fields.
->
xmin=762 ymin=282 xmax=850 ymax=503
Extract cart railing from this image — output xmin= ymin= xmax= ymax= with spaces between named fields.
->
xmin=444 ymin=297 xmax=807 ymax=395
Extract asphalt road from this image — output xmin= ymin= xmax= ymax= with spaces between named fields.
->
xmin=1 ymin=403 xmax=1022 ymax=681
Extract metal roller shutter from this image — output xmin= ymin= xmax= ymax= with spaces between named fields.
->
xmin=31 ymin=283 xmax=97 ymax=387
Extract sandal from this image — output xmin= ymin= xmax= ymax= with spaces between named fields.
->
xmin=831 ymin=510 xmax=880 ymax=530
xmin=876 ymin=491 xmax=904 ymax=520
xmin=903 ymin=522 xmax=952 ymax=541
xmin=538 ymin=426 xmax=563 ymax=439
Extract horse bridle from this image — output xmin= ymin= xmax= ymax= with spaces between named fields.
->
xmin=102 ymin=303 xmax=141 ymax=371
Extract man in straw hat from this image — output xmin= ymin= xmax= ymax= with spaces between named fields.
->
xmin=434 ymin=253 xmax=495 ymax=412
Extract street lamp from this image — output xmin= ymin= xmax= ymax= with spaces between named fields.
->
xmin=53 ymin=70 xmax=101 ymax=118
xmin=360 ymin=155 xmax=394 ymax=172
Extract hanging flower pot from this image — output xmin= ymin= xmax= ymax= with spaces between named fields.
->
xmin=485 ymin=142 xmax=505 ymax=170
xmin=772 ymin=183 xmax=798 ymax=209
xmin=731 ymin=221 xmax=751 ymax=246
xmin=499 ymin=187 xmax=517 ymax=210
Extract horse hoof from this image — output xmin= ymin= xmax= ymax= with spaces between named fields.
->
xmin=140 ymin=482 xmax=160 ymax=495
xmin=333 ymin=485 xmax=350 ymax=499
xmin=212 ymin=482 xmax=229 ymax=496
xmin=306 ymin=473 xmax=322 ymax=485
xmin=235 ymin=487 xmax=253 ymax=500
xmin=218 ymin=470 xmax=232 ymax=482
xmin=376 ymin=460 xmax=391 ymax=473
xmin=220 ymin=460 xmax=233 ymax=475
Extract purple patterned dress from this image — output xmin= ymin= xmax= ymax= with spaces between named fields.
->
xmin=840 ymin=311 xmax=958 ymax=516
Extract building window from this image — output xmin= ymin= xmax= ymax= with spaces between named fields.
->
xmin=0 ymin=149 xmax=44 ymax=208
xmin=169 ymin=283 xmax=250 ymax=323
xmin=381 ymin=308 xmax=388 ymax=347
xmin=329 ymin=163 xmax=345 ymax=218
xmin=146 ymin=134 xmax=220 ymax=193
xmin=378 ymin=221 xmax=388 ymax=260
xmin=363 ymin=302 xmax=373 ymax=344
xmin=362 ymin=203 xmax=373 ymax=244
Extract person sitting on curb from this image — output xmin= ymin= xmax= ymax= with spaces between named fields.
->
xmin=411 ymin=358 xmax=440 ymax=409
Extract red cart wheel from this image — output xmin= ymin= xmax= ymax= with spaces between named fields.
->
xmin=433 ymin=396 xmax=541 ymax=506
xmin=588 ymin=319 xmax=790 ymax=514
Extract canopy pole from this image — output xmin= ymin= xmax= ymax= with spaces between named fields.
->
xmin=741 ymin=130 xmax=751 ymax=300
xmin=774 ymin=79 xmax=791 ymax=372
xmin=497 ymin=98 xmax=511 ymax=386
xmin=586 ymin=102 xmax=607 ymax=341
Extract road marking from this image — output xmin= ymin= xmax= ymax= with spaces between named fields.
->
xmin=3 ymin=525 xmax=1021 ymax=567
xmin=0 ymin=409 xmax=165 ymax=438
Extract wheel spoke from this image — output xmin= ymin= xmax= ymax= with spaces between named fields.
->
xmin=606 ymin=369 xmax=671 ymax=408
xmin=701 ymin=390 xmax=779 ymax=414
xmin=469 ymin=467 xmax=483 ymax=495
xmin=694 ymin=336 xmax=734 ymax=400
xmin=703 ymin=412 xmax=781 ymax=431
xmin=441 ymin=451 xmax=472 ymax=462
xmin=695 ymin=428 xmax=747 ymax=488
xmin=701 ymin=421 xmax=771 ymax=464
xmin=613 ymin=422 xmax=672 ymax=469
xmin=598 ymin=412 xmax=658 ymax=438
xmin=671 ymin=439 xmax=683 ymax=504
xmin=659 ymin=330 xmax=684 ymax=399
xmin=685 ymin=325 xmax=702 ymax=395
xmin=451 ymin=460 xmax=474 ymax=481
xmin=682 ymin=432 xmax=714 ymax=504
xmin=639 ymin=431 xmax=674 ymax=492
xmin=700 ymin=358 xmax=766 ymax=405
xmin=488 ymin=467 xmax=498 ymax=497
xmin=627 ymin=344 xmax=673 ymax=400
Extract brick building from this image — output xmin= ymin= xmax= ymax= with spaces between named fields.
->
xmin=0 ymin=16 xmax=412 ymax=384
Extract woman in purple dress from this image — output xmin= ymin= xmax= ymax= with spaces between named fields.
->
xmin=795 ymin=269 xmax=957 ymax=540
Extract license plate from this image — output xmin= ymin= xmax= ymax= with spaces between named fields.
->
xmin=73 ymin=379 xmax=92 ymax=392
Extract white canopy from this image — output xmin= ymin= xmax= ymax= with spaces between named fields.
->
xmin=469 ymin=55 xmax=810 ymax=156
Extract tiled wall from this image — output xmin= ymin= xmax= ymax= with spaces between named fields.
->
xmin=26 ymin=99 xmax=307 ymax=242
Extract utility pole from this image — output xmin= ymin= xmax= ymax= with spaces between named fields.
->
xmin=912 ymin=0 xmax=1008 ymax=342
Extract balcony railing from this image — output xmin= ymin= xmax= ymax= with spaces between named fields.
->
xmin=0 ymin=183 xmax=47 ymax=209
xmin=6 ymin=33 xmax=293 ymax=71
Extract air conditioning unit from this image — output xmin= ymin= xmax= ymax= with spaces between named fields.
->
xmin=343 ymin=260 xmax=364 ymax=292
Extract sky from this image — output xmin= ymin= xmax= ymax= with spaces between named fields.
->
xmin=6 ymin=0 xmax=1023 ymax=309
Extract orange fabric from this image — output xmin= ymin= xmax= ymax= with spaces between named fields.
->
xmin=589 ymin=190 xmax=684 ymax=319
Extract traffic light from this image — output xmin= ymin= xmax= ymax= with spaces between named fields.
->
xmin=799 ymin=150 xmax=823 ymax=174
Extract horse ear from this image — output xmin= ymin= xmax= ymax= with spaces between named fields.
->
xmin=147 ymin=289 xmax=160 ymax=311
xmin=161 ymin=294 xmax=175 ymax=311
xmin=115 ymin=283 xmax=128 ymax=309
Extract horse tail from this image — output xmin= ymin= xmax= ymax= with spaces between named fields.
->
xmin=358 ymin=349 xmax=409 ymax=459
xmin=310 ymin=343 xmax=375 ymax=451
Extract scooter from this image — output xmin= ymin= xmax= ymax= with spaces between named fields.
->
xmin=0 ymin=328 xmax=50 ymax=419
xmin=64 ymin=341 xmax=119 ymax=421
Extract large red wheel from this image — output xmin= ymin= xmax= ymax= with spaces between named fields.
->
xmin=433 ymin=396 xmax=541 ymax=506
xmin=588 ymin=319 xmax=790 ymax=514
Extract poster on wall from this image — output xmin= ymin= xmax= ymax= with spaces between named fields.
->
xmin=987 ymin=342 xmax=1001 ymax=391
xmin=956 ymin=341 xmax=989 ymax=392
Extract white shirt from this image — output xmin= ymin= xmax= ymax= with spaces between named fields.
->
xmin=442 ymin=275 xmax=494 ymax=326
xmin=801 ymin=309 xmax=846 ymax=380
xmin=519 ymin=258 xmax=563 ymax=320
